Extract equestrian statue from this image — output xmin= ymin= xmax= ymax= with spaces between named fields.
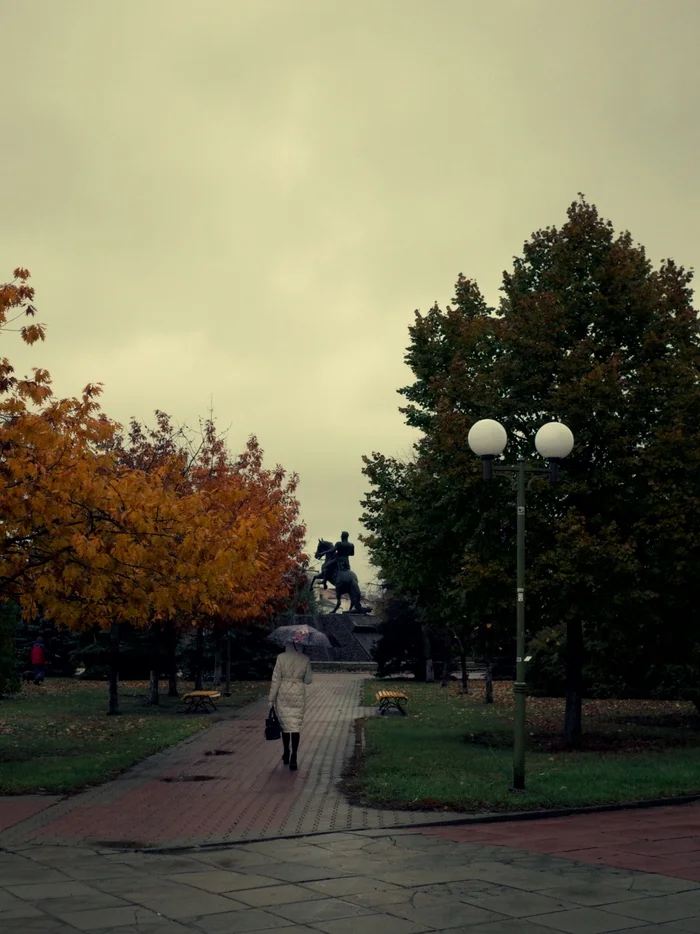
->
xmin=309 ymin=532 xmax=372 ymax=615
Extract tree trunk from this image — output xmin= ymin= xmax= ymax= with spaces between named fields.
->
xmin=147 ymin=622 xmax=160 ymax=706
xmin=224 ymin=628 xmax=232 ymax=696
xmin=484 ymin=658 xmax=493 ymax=705
xmin=440 ymin=658 xmax=449 ymax=688
xmin=422 ymin=627 xmax=434 ymax=683
xmin=460 ymin=652 xmax=469 ymax=694
xmin=564 ymin=617 xmax=584 ymax=750
xmin=166 ymin=619 xmax=179 ymax=697
xmin=194 ymin=622 xmax=204 ymax=690
xmin=213 ymin=632 xmax=222 ymax=687
xmin=108 ymin=620 xmax=120 ymax=715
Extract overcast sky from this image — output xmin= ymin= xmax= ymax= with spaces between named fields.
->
xmin=2 ymin=0 xmax=698 ymax=588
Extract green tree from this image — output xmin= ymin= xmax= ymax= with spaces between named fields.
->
xmin=361 ymin=195 xmax=700 ymax=747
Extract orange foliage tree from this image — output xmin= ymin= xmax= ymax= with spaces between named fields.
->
xmin=0 ymin=270 xmax=306 ymax=712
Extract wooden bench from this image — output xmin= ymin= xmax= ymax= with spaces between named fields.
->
xmin=376 ymin=690 xmax=408 ymax=716
xmin=181 ymin=691 xmax=221 ymax=713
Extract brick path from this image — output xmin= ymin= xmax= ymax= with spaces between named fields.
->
xmin=421 ymin=801 xmax=700 ymax=883
xmin=0 ymin=674 xmax=465 ymax=850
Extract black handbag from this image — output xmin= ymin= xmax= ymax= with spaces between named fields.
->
xmin=265 ymin=706 xmax=281 ymax=741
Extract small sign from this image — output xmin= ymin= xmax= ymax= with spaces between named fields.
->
xmin=517 ymin=593 xmax=524 ymax=602
xmin=517 ymin=506 xmax=525 ymax=515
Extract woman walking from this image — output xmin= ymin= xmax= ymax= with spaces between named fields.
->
xmin=269 ymin=637 xmax=312 ymax=771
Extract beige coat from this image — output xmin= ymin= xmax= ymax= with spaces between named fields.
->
xmin=269 ymin=646 xmax=312 ymax=733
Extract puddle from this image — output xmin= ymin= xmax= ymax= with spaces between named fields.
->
xmin=160 ymin=775 xmax=219 ymax=783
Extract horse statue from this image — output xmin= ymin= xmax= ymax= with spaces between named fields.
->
xmin=309 ymin=538 xmax=372 ymax=615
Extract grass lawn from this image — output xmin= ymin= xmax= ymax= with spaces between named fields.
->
xmin=0 ymin=678 xmax=268 ymax=795
xmin=347 ymin=679 xmax=700 ymax=813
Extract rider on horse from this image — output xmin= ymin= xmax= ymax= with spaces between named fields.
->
xmin=320 ymin=532 xmax=353 ymax=587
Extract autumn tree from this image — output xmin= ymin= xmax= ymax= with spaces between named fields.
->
xmin=187 ymin=421 xmax=307 ymax=691
xmin=0 ymin=270 xmax=291 ymax=714
xmin=360 ymin=196 xmax=700 ymax=747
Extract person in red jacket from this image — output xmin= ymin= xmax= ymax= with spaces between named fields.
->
xmin=30 ymin=637 xmax=46 ymax=684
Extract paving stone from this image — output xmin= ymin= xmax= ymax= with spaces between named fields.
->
xmin=668 ymin=919 xmax=700 ymax=933
xmin=0 ymin=867 xmax=69 ymax=886
xmin=374 ymin=865 xmax=482 ymax=887
xmin=195 ymin=850 xmax=280 ymax=870
xmin=267 ymin=896 xmax=375 ymax=923
xmin=36 ymin=891 xmax=130 ymax=916
xmin=48 ymin=905 xmax=166 ymax=931
xmin=310 ymin=916 xmax=428 ymax=934
xmin=93 ymin=877 xmax=187 ymax=897
xmin=28 ymin=846 xmax=102 ymax=864
xmin=303 ymin=875 xmax=404 ymax=897
xmin=127 ymin=889 xmax=248 ymax=917
xmin=60 ymin=860 xmax=144 ymax=881
xmin=247 ymin=929 xmax=318 ymax=934
xmin=526 ymin=906 xmax=654 ymax=933
xmin=468 ymin=862 xmax=576 ymax=891
xmin=429 ymin=923 xmax=579 ymax=934
xmin=6 ymin=879 xmax=104 ymax=900
xmin=457 ymin=886 xmax=577 ymax=918
xmin=603 ymin=891 xmax=700 ymax=924
xmin=233 ymin=883 xmax=326 ymax=907
xmin=0 ymin=903 xmax=45 ymax=919
xmin=386 ymin=898 xmax=506 ymax=929
xmin=187 ymin=907 xmax=299 ymax=933
xmin=627 ymin=875 xmax=700 ymax=894
xmin=0 ymin=917 xmax=79 ymax=933
xmin=0 ymin=888 xmax=29 ymax=911
xmin=249 ymin=863 xmax=353 ymax=884
xmin=167 ymin=869 xmax=283 ymax=893
xmin=534 ymin=883 xmax=650 ymax=907
xmin=94 ymin=924 xmax=195 ymax=934
xmin=340 ymin=888 xmax=412 ymax=909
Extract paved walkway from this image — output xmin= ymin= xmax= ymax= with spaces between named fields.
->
xmin=0 ymin=675 xmax=465 ymax=850
xmin=2 ymin=828 xmax=700 ymax=933
xmin=421 ymin=800 xmax=700 ymax=884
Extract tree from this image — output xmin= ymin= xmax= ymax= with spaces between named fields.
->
xmin=360 ymin=196 xmax=700 ymax=746
xmin=0 ymin=600 xmax=20 ymax=696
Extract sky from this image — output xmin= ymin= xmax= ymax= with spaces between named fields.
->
xmin=2 ymin=0 xmax=699 ymax=589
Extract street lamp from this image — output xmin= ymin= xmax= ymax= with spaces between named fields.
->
xmin=467 ymin=418 xmax=574 ymax=791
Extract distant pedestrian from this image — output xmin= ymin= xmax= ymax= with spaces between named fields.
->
xmin=30 ymin=637 xmax=46 ymax=684
xmin=268 ymin=637 xmax=312 ymax=771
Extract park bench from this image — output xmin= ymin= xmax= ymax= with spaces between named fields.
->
xmin=376 ymin=689 xmax=408 ymax=716
xmin=181 ymin=691 xmax=221 ymax=713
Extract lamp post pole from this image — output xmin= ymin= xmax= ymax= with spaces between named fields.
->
xmin=468 ymin=420 xmax=574 ymax=793
xmin=514 ymin=457 xmax=527 ymax=790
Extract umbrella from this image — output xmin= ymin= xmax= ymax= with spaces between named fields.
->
xmin=267 ymin=624 xmax=331 ymax=649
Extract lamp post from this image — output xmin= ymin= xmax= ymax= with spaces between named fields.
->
xmin=467 ymin=418 xmax=574 ymax=791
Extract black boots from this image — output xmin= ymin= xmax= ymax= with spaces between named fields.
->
xmin=282 ymin=732 xmax=300 ymax=770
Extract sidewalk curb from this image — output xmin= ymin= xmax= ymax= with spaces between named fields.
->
xmin=139 ymin=792 xmax=700 ymax=855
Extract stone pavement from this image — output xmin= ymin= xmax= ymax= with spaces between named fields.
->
xmin=0 ymin=674 xmax=465 ymax=850
xmin=421 ymin=800 xmax=700 ymax=884
xmin=2 ymin=828 xmax=700 ymax=933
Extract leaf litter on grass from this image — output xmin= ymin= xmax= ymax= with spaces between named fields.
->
xmin=355 ymin=679 xmax=700 ymax=812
